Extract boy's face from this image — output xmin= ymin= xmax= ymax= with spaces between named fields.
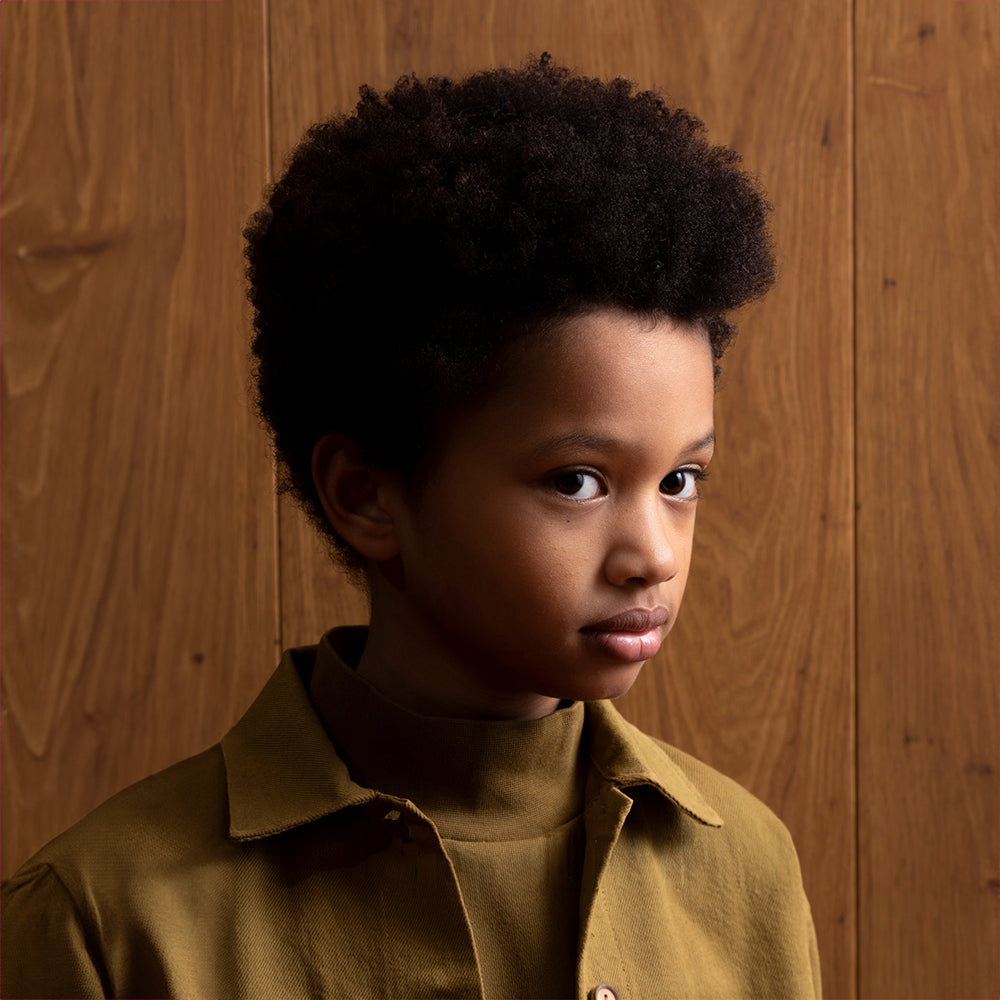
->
xmin=368 ymin=307 xmax=716 ymax=719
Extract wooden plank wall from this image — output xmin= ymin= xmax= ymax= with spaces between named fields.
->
xmin=855 ymin=3 xmax=999 ymax=998
xmin=2 ymin=3 xmax=996 ymax=998
xmin=1 ymin=0 xmax=278 ymax=891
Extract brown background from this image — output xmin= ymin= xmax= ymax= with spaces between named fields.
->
xmin=2 ymin=2 xmax=996 ymax=998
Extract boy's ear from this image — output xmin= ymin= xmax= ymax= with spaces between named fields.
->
xmin=311 ymin=434 xmax=400 ymax=562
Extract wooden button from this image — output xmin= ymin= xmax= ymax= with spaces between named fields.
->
xmin=590 ymin=985 xmax=619 ymax=1000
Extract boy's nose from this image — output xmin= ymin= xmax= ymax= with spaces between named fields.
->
xmin=602 ymin=507 xmax=680 ymax=587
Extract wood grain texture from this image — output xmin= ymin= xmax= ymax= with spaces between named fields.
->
xmin=267 ymin=3 xmax=855 ymax=996
xmin=855 ymin=3 xmax=999 ymax=998
xmin=1 ymin=0 xmax=276 ymax=878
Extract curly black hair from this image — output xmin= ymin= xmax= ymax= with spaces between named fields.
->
xmin=243 ymin=54 xmax=775 ymax=573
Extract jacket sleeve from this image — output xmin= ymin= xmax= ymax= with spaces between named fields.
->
xmin=2 ymin=862 xmax=108 ymax=1000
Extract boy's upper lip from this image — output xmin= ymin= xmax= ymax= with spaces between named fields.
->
xmin=581 ymin=607 xmax=670 ymax=633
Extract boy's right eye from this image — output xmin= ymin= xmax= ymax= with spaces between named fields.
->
xmin=550 ymin=470 xmax=603 ymax=500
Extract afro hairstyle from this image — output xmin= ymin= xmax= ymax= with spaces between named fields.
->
xmin=243 ymin=53 xmax=775 ymax=574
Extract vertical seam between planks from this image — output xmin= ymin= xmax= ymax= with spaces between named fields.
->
xmin=261 ymin=0 xmax=281 ymax=655
xmin=262 ymin=0 xmax=273 ymax=179
xmin=849 ymin=0 xmax=860 ymax=996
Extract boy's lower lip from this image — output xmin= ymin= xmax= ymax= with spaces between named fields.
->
xmin=579 ymin=627 xmax=664 ymax=662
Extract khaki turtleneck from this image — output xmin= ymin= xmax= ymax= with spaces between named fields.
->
xmin=308 ymin=627 xmax=588 ymax=1000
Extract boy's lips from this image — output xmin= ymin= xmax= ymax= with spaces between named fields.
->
xmin=581 ymin=607 xmax=670 ymax=633
xmin=579 ymin=607 xmax=670 ymax=662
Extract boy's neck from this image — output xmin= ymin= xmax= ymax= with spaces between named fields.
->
xmin=357 ymin=593 xmax=563 ymax=721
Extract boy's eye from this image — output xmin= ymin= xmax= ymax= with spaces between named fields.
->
xmin=660 ymin=468 xmax=703 ymax=501
xmin=551 ymin=470 xmax=603 ymax=500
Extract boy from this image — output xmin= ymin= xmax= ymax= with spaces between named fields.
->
xmin=2 ymin=55 xmax=821 ymax=999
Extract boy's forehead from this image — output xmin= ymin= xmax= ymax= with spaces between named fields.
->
xmin=431 ymin=309 xmax=716 ymax=453
xmin=486 ymin=311 xmax=712 ymax=405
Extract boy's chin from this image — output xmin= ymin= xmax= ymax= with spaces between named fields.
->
xmin=552 ymin=661 xmax=648 ymax=704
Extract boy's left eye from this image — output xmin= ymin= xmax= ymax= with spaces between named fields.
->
xmin=660 ymin=468 xmax=702 ymax=500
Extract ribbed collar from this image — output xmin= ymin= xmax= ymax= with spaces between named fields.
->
xmin=306 ymin=627 xmax=587 ymax=840
xmin=221 ymin=627 xmax=723 ymax=841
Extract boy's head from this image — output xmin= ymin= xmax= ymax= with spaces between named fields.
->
xmin=321 ymin=306 xmax=718 ymax=715
xmin=243 ymin=54 xmax=775 ymax=581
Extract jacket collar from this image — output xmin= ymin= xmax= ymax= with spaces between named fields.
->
xmin=221 ymin=646 xmax=378 ymax=840
xmin=221 ymin=635 xmax=722 ymax=841
xmin=585 ymin=699 xmax=722 ymax=827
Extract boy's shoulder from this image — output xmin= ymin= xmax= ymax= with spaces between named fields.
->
xmin=3 ymin=742 xmax=229 ymax=895
xmin=3 ymin=645 xmax=320 ymax=890
xmin=586 ymin=699 xmax=804 ymax=878
xmin=658 ymin=729 xmax=798 ymax=840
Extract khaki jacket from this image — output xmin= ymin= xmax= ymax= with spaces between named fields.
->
xmin=2 ymin=641 xmax=821 ymax=999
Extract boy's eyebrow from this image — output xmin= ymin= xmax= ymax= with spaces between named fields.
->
xmin=684 ymin=430 xmax=717 ymax=453
xmin=529 ymin=431 xmax=619 ymax=456
xmin=528 ymin=429 xmax=716 ymax=457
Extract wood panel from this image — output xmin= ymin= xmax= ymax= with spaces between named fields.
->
xmin=856 ymin=2 xmax=999 ymax=998
xmin=0 ymin=0 xmax=275 ymax=878
xmin=267 ymin=3 xmax=855 ymax=996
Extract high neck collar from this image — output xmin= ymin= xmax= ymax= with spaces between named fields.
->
xmin=307 ymin=627 xmax=588 ymax=840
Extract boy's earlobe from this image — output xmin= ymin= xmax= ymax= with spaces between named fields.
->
xmin=311 ymin=434 xmax=400 ymax=562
